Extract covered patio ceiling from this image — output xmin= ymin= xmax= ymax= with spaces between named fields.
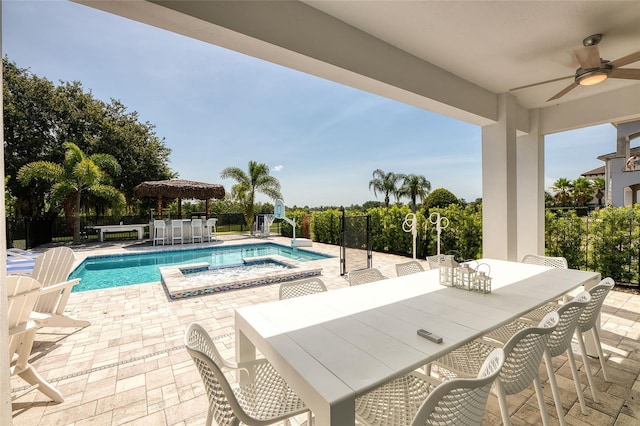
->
xmin=77 ymin=1 xmax=640 ymax=134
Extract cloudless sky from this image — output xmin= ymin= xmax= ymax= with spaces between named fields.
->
xmin=2 ymin=1 xmax=615 ymax=207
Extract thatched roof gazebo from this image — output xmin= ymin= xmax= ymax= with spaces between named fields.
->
xmin=133 ymin=179 xmax=226 ymax=219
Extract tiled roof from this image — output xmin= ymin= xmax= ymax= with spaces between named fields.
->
xmin=581 ymin=165 xmax=605 ymax=176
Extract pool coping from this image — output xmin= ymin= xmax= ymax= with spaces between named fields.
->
xmin=160 ymin=254 xmax=323 ymax=299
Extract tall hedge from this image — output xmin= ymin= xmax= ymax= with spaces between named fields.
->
xmin=589 ymin=206 xmax=638 ymax=283
xmin=424 ymin=204 xmax=482 ymax=260
xmin=292 ymin=203 xmax=640 ymax=284
xmin=545 ymin=209 xmax=586 ymax=269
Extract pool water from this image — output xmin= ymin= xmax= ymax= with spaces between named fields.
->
xmin=69 ymin=243 xmax=329 ymax=292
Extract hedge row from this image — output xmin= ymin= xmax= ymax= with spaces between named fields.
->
xmin=282 ymin=204 xmax=640 ymax=283
xmin=282 ymin=204 xmax=482 ymax=260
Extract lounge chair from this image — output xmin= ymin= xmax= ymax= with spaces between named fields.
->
xmin=6 ymin=248 xmax=40 ymax=275
xmin=30 ymin=246 xmax=89 ymax=328
xmin=8 ymin=275 xmax=64 ymax=402
xmin=7 ymin=248 xmax=40 ymax=259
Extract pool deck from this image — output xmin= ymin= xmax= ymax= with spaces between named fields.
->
xmin=10 ymin=235 xmax=640 ymax=426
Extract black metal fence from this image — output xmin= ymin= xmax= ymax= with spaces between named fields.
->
xmin=6 ymin=213 xmax=249 ymax=249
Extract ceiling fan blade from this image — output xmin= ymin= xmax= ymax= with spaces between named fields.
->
xmin=573 ymin=45 xmax=601 ymax=69
xmin=609 ymin=51 xmax=640 ymax=68
xmin=609 ymin=68 xmax=640 ymax=80
xmin=509 ymin=75 xmax=573 ymax=92
xmin=547 ymin=82 xmax=579 ymax=102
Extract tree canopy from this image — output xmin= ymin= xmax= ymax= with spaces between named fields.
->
xmin=220 ymin=161 xmax=282 ymax=229
xmin=18 ymin=142 xmax=126 ymax=244
xmin=368 ymin=169 xmax=404 ymax=208
xmin=399 ymin=173 xmax=431 ymax=211
xmin=3 ymin=57 xmax=175 ymax=217
xmin=423 ymin=188 xmax=459 ymax=209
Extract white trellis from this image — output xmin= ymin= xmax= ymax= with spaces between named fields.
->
xmin=429 ymin=212 xmax=449 ymax=255
xmin=402 ymin=213 xmax=418 ymax=259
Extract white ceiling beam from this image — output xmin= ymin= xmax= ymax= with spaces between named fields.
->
xmin=540 ymin=85 xmax=640 ymax=135
xmin=76 ymin=0 xmax=501 ymax=128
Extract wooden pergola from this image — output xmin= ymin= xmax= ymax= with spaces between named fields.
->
xmin=133 ymin=179 xmax=226 ymax=219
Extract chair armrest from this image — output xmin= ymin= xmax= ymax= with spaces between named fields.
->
xmin=9 ymin=320 xmax=38 ymax=337
xmin=38 ymin=278 xmax=81 ymax=316
xmin=38 ymin=278 xmax=81 ymax=296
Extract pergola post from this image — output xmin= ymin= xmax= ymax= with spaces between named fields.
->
xmin=205 ymin=199 xmax=210 ymax=219
xmin=157 ymin=197 xmax=163 ymax=220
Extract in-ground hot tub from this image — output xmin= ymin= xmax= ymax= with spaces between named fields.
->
xmin=160 ymin=255 xmax=322 ymax=299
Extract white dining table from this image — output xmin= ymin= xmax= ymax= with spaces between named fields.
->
xmin=234 ymin=258 xmax=600 ymax=425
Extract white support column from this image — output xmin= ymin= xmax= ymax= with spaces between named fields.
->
xmin=482 ymin=94 xmax=518 ymax=260
xmin=517 ymin=109 xmax=545 ymax=258
xmin=0 ymin=2 xmax=13 ymax=422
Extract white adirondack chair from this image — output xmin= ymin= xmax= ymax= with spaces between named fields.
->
xmin=30 ymin=246 xmax=89 ymax=328
xmin=8 ymin=275 xmax=64 ymax=402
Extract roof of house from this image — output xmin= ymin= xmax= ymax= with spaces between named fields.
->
xmin=581 ymin=166 xmax=605 ymax=177
xmin=598 ymin=146 xmax=640 ymax=161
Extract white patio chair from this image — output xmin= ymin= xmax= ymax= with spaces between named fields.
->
xmin=153 ymin=219 xmax=166 ymax=246
xmin=485 ymin=292 xmax=591 ymax=423
xmin=204 ymin=218 xmax=218 ymax=242
xmin=425 ymin=254 xmax=455 ymax=270
xmin=184 ymin=323 xmax=311 ymax=426
xmin=279 ymin=277 xmax=327 ymax=300
xmin=171 ymin=219 xmax=183 ymax=244
xmin=191 ymin=218 xmax=203 ymax=243
xmin=575 ymin=278 xmax=614 ymax=399
xmin=8 ymin=275 xmax=64 ymax=402
xmin=355 ymin=348 xmax=505 ymax=426
xmin=29 ymin=246 xmax=89 ymax=328
xmin=348 ymin=268 xmax=388 ymax=286
xmin=521 ymin=277 xmax=614 ymax=402
xmin=432 ymin=312 xmax=559 ymax=426
xmin=395 ymin=260 xmax=425 ymax=277
xmin=520 ymin=254 xmax=568 ymax=268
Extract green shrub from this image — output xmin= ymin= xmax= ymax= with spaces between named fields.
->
xmin=545 ymin=209 xmax=586 ymax=269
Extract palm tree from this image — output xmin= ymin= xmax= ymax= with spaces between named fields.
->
xmin=399 ymin=174 xmax=431 ymax=211
xmin=18 ymin=142 xmax=126 ymax=244
xmin=551 ymin=178 xmax=572 ymax=206
xmin=593 ymin=177 xmax=605 ymax=207
xmin=368 ymin=169 xmax=404 ymax=208
xmin=220 ymin=161 xmax=282 ymax=230
xmin=570 ymin=177 xmax=594 ymax=207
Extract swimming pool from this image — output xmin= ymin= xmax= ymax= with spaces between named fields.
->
xmin=69 ymin=243 xmax=330 ymax=292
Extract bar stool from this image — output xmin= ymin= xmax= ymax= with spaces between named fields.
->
xmin=204 ymin=218 xmax=217 ymax=242
xmin=191 ymin=218 xmax=203 ymax=243
xmin=171 ymin=220 xmax=183 ymax=244
xmin=153 ymin=220 xmax=166 ymax=246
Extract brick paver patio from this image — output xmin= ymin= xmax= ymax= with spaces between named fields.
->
xmin=10 ymin=236 xmax=640 ymax=425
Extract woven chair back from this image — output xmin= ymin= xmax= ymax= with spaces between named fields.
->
xmin=279 ymin=277 xmax=327 ymax=300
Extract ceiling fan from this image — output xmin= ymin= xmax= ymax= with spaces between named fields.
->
xmin=511 ymin=34 xmax=640 ymax=102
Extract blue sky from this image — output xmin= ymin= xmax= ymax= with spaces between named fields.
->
xmin=2 ymin=1 xmax=615 ymax=207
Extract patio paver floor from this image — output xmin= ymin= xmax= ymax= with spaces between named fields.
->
xmin=10 ymin=236 xmax=640 ymax=425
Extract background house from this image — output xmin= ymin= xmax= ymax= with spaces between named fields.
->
xmin=595 ymin=120 xmax=640 ymax=206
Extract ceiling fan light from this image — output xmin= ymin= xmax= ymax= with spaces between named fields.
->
xmin=579 ymin=72 xmax=608 ymax=86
